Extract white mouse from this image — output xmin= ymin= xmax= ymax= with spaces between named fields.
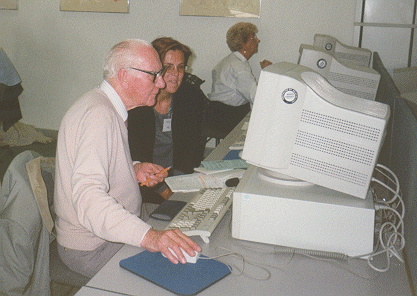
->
xmin=162 ymin=247 xmax=200 ymax=264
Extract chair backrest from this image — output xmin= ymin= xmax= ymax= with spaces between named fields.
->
xmin=26 ymin=156 xmax=56 ymax=238
xmin=25 ymin=154 xmax=90 ymax=287
xmin=0 ymin=151 xmax=89 ymax=295
xmin=200 ymin=96 xmax=229 ymax=146
xmin=0 ymin=150 xmax=51 ymax=296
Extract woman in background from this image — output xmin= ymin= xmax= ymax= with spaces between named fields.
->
xmin=128 ymin=37 xmax=206 ymax=209
xmin=206 ymin=22 xmax=272 ymax=135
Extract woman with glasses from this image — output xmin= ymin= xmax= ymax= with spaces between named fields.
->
xmin=206 ymin=22 xmax=272 ymax=135
xmin=128 ymin=37 xmax=206 ymax=210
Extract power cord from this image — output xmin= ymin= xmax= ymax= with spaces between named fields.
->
xmin=198 ymin=246 xmax=272 ymax=280
xmin=354 ymin=163 xmax=406 ymax=272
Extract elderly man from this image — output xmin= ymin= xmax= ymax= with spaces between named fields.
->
xmin=54 ymin=39 xmax=201 ymax=278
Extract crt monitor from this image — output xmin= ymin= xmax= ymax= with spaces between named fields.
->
xmin=313 ymin=33 xmax=372 ymax=67
xmin=241 ymin=62 xmax=390 ymax=199
xmin=298 ymin=44 xmax=380 ymax=101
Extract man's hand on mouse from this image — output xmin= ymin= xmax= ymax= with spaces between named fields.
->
xmin=141 ymin=228 xmax=201 ymax=264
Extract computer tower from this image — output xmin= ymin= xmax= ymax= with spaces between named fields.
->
xmin=232 ymin=166 xmax=375 ymax=257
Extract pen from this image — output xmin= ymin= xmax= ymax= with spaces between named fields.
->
xmin=140 ymin=166 xmax=171 ymax=186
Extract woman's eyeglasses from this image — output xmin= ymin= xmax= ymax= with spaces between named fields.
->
xmin=164 ymin=64 xmax=187 ymax=74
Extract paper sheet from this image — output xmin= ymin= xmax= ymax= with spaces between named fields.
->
xmin=200 ymin=159 xmax=248 ymax=170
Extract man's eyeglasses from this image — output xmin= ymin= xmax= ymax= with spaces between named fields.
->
xmin=127 ymin=67 xmax=166 ymax=82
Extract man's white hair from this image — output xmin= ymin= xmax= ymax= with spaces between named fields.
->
xmin=103 ymin=39 xmax=152 ymax=80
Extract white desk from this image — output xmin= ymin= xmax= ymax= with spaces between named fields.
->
xmin=77 ymin=115 xmax=412 ymax=296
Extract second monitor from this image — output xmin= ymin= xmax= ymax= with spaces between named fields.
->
xmin=313 ymin=33 xmax=372 ymax=67
xmin=298 ymin=44 xmax=381 ymax=101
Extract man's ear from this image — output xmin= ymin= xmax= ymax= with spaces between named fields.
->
xmin=117 ymin=68 xmax=130 ymax=86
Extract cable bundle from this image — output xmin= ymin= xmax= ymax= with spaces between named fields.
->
xmin=361 ymin=164 xmax=406 ymax=272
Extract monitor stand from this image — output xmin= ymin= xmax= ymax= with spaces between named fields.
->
xmin=257 ymin=167 xmax=312 ymax=187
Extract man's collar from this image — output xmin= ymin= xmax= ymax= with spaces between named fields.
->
xmin=99 ymin=80 xmax=128 ymax=122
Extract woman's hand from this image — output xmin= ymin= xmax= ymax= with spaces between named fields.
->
xmin=260 ymin=59 xmax=272 ymax=69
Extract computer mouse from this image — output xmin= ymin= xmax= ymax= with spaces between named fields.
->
xmin=225 ymin=177 xmax=240 ymax=187
xmin=163 ymin=248 xmax=200 ymax=264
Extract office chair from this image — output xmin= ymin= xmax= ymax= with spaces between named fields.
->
xmin=25 ymin=154 xmax=90 ymax=289
xmin=0 ymin=150 xmax=89 ymax=296
xmin=200 ymin=96 xmax=228 ymax=147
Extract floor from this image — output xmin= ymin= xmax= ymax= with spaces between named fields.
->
xmin=51 ymin=282 xmax=81 ymax=296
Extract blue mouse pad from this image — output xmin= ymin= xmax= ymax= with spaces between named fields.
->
xmin=120 ymin=251 xmax=231 ymax=296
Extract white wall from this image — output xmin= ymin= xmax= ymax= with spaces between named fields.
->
xmin=0 ymin=0 xmax=357 ymax=130
xmin=353 ymin=0 xmax=417 ymax=71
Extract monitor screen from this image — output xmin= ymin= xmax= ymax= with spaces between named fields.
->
xmin=242 ymin=62 xmax=390 ymax=199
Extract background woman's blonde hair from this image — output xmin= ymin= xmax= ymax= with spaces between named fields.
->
xmin=226 ymin=22 xmax=258 ymax=52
